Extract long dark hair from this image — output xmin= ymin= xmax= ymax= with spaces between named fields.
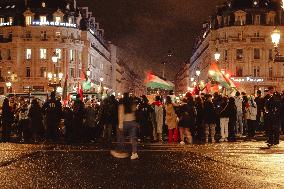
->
xmin=166 ymin=96 xmax=172 ymax=105
xmin=122 ymin=93 xmax=133 ymax=113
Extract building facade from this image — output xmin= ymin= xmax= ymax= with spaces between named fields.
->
xmin=190 ymin=0 xmax=284 ymax=94
xmin=174 ymin=63 xmax=190 ymax=95
xmin=0 ymin=0 xmax=121 ymax=95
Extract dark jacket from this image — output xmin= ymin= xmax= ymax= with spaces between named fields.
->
xmin=177 ymin=103 xmax=196 ymax=128
xmin=203 ymin=100 xmax=217 ymax=124
xmin=220 ymin=101 xmax=230 ymax=118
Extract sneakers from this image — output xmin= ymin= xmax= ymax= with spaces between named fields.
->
xmin=180 ymin=141 xmax=185 ymax=145
xmin=110 ymin=150 xmax=129 ymax=159
xmin=130 ymin=153 xmax=139 ymax=160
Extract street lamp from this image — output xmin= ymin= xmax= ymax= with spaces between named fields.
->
xmin=51 ymin=51 xmax=58 ymax=63
xmin=214 ymin=49 xmax=221 ymax=61
xmin=271 ymin=27 xmax=281 ymax=48
xmin=6 ymin=82 xmax=12 ymax=93
xmin=86 ymin=69 xmax=91 ymax=77
xmin=196 ymin=68 xmax=201 ymax=77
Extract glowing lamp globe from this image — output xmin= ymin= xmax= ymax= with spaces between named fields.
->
xmin=271 ymin=28 xmax=281 ymax=47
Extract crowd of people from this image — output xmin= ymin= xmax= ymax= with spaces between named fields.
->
xmin=0 ymin=87 xmax=284 ymax=159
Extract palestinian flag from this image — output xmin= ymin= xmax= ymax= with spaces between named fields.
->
xmin=145 ymin=72 xmax=174 ymax=90
xmin=209 ymin=63 xmax=236 ymax=89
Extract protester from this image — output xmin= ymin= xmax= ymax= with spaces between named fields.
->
xmin=28 ymin=99 xmax=44 ymax=142
xmin=165 ymin=96 xmax=178 ymax=143
xmin=246 ymin=96 xmax=257 ymax=141
xmin=152 ymin=96 xmax=164 ymax=142
xmin=42 ymin=91 xmax=62 ymax=142
xmin=71 ymin=94 xmax=85 ymax=142
xmin=219 ymin=96 xmax=230 ymax=142
xmin=228 ymin=97 xmax=237 ymax=142
xmin=177 ymin=97 xmax=194 ymax=145
xmin=1 ymin=98 xmax=14 ymax=142
xmin=265 ymin=87 xmax=282 ymax=147
xmin=203 ymin=94 xmax=216 ymax=143
xmin=111 ymin=93 xmax=139 ymax=160
xmin=234 ymin=91 xmax=243 ymax=136
xmin=195 ymin=96 xmax=204 ymax=142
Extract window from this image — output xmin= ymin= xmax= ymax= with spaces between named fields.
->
xmin=269 ymin=49 xmax=273 ymax=60
xmin=40 ymin=67 xmax=46 ymax=77
xmin=26 ymin=49 xmax=32 ymax=59
xmin=7 ymin=49 xmax=11 ymax=60
xmin=0 ymin=50 xmax=2 ymax=60
xmin=41 ymin=31 xmax=47 ymax=39
xmin=70 ymin=68 xmax=74 ymax=78
xmin=8 ymin=32 xmax=12 ymax=40
xmin=0 ymin=18 xmax=4 ymax=24
xmin=55 ymin=32 xmax=61 ymax=37
xmin=254 ymin=48 xmax=260 ymax=59
xmin=68 ymin=17 xmax=73 ymax=24
xmin=236 ymin=49 xmax=243 ymax=60
xmin=25 ymin=16 xmax=32 ymax=25
xmin=224 ymin=50 xmax=228 ymax=61
xmin=55 ymin=17 xmax=61 ymax=23
xmin=254 ymin=32 xmax=260 ymax=37
xmin=0 ymin=68 xmax=2 ymax=77
xmin=55 ymin=49 xmax=62 ymax=59
xmin=26 ymin=31 xmax=31 ymax=38
xmin=42 ymin=2 xmax=46 ymax=8
xmin=269 ymin=67 xmax=273 ymax=77
xmin=40 ymin=16 xmax=47 ymax=23
xmin=254 ymin=15 xmax=260 ymax=25
xmin=236 ymin=67 xmax=243 ymax=77
xmin=253 ymin=66 xmax=260 ymax=77
xmin=40 ymin=48 xmax=47 ymax=59
xmin=70 ymin=49 xmax=74 ymax=61
xmin=26 ymin=67 xmax=31 ymax=77
xmin=8 ymin=17 xmax=13 ymax=24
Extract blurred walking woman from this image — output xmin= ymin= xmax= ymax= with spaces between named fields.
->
xmin=111 ymin=93 xmax=139 ymax=160
xmin=1 ymin=98 xmax=14 ymax=142
xmin=165 ymin=96 xmax=178 ymax=143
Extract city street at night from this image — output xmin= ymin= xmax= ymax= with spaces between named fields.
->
xmin=0 ymin=141 xmax=284 ymax=189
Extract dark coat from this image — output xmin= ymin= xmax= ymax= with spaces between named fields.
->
xmin=220 ymin=101 xmax=230 ymax=118
xmin=177 ymin=103 xmax=196 ymax=128
xmin=28 ymin=105 xmax=43 ymax=134
xmin=203 ymin=101 xmax=217 ymax=124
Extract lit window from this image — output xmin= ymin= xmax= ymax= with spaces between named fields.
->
xmin=236 ymin=49 xmax=243 ymax=60
xmin=56 ymin=49 xmax=62 ymax=59
xmin=8 ymin=17 xmax=13 ymax=24
xmin=55 ymin=32 xmax=61 ymax=37
xmin=40 ymin=16 xmax=47 ymax=23
xmin=42 ymin=2 xmax=46 ymax=8
xmin=70 ymin=49 xmax=74 ymax=61
xmin=41 ymin=31 xmax=47 ymax=39
xmin=55 ymin=16 xmax=61 ymax=23
xmin=40 ymin=48 xmax=47 ymax=59
xmin=0 ymin=18 xmax=4 ymax=24
xmin=68 ymin=17 xmax=73 ymax=24
xmin=26 ymin=49 xmax=32 ymax=59
xmin=40 ymin=67 xmax=47 ymax=77
xmin=25 ymin=16 xmax=32 ymax=25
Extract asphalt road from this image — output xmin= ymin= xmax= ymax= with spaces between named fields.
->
xmin=0 ymin=141 xmax=283 ymax=189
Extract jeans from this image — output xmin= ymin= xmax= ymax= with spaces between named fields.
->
xmin=220 ymin=118 xmax=229 ymax=140
xmin=117 ymin=121 xmax=139 ymax=153
xmin=236 ymin=111 xmax=243 ymax=135
xmin=204 ymin=123 xmax=215 ymax=142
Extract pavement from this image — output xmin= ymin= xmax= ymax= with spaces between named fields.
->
xmin=0 ymin=140 xmax=284 ymax=189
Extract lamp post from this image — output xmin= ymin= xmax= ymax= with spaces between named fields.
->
xmin=214 ymin=49 xmax=221 ymax=62
xmin=5 ymin=82 xmax=12 ymax=93
xmin=48 ymin=72 xmax=63 ymax=91
xmin=271 ymin=27 xmax=281 ymax=59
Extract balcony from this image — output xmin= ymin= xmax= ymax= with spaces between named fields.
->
xmin=0 ymin=38 xmax=12 ymax=43
xmin=250 ymin=37 xmax=265 ymax=42
xmin=229 ymin=37 xmax=246 ymax=42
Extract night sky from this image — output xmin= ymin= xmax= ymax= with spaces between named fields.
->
xmin=78 ymin=0 xmax=225 ymax=79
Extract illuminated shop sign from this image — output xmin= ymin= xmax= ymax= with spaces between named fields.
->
xmin=32 ymin=21 xmax=76 ymax=28
xmin=231 ymin=77 xmax=264 ymax=83
xmin=0 ymin=22 xmax=12 ymax=26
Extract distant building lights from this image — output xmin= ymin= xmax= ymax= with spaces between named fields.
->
xmin=32 ymin=21 xmax=76 ymax=28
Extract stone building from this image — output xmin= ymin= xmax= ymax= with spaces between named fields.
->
xmin=0 ymin=0 xmax=121 ymax=95
xmin=190 ymin=0 xmax=284 ymax=94
xmin=174 ymin=63 xmax=190 ymax=95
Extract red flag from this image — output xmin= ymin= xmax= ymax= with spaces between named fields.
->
xmin=77 ymin=82 xmax=83 ymax=101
